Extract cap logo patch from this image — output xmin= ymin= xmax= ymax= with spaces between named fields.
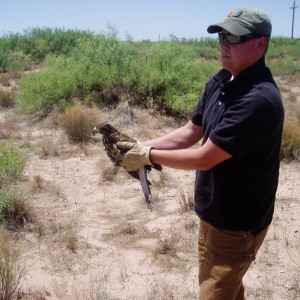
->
xmin=228 ymin=9 xmax=243 ymax=18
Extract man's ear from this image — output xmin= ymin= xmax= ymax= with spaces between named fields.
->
xmin=256 ymin=36 xmax=268 ymax=51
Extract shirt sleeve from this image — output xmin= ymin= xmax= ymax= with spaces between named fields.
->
xmin=209 ymin=88 xmax=279 ymax=159
xmin=191 ymin=79 xmax=213 ymax=126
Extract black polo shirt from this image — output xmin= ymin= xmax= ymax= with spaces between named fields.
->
xmin=191 ymin=57 xmax=284 ymax=234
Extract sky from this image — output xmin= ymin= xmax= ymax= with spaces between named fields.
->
xmin=1 ymin=0 xmax=299 ymax=41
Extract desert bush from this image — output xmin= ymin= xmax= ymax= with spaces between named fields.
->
xmin=177 ymin=189 xmax=194 ymax=213
xmin=135 ymin=41 xmax=217 ymax=114
xmin=58 ymin=104 xmax=101 ymax=142
xmin=0 ymin=28 xmax=94 ymax=70
xmin=281 ymin=119 xmax=300 ymax=160
xmin=16 ymin=34 xmax=218 ymax=115
xmin=118 ymin=222 xmax=138 ymax=235
xmin=0 ymin=141 xmax=28 ymax=187
xmin=12 ymin=33 xmax=300 ymax=116
xmin=0 ymin=141 xmax=30 ymax=227
xmin=0 ymin=190 xmax=33 ymax=227
xmin=6 ymin=51 xmax=32 ymax=72
xmin=0 ymin=90 xmax=15 ymax=108
xmin=64 ymin=224 xmax=78 ymax=253
xmin=36 ymin=137 xmax=60 ymax=158
xmin=154 ymin=228 xmax=180 ymax=259
xmin=0 ymin=73 xmax=11 ymax=87
xmin=17 ymin=56 xmax=80 ymax=114
xmin=0 ymin=226 xmax=25 ymax=300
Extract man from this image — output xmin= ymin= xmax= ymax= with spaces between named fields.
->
xmin=118 ymin=7 xmax=284 ymax=300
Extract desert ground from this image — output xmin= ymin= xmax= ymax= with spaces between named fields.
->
xmin=0 ymin=76 xmax=299 ymax=300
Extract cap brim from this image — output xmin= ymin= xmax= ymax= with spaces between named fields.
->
xmin=207 ymin=20 xmax=252 ymax=35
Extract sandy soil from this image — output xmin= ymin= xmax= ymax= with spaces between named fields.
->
xmin=0 ymin=78 xmax=300 ymax=299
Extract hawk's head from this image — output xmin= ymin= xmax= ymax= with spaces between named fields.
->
xmin=92 ymin=122 xmax=117 ymax=136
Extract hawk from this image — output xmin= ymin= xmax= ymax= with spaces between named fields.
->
xmin=92 ymin=122 xmax=162 ymax=209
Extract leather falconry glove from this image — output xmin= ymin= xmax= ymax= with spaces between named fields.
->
xmin=117 ymin=142 xmax=153 ymax=172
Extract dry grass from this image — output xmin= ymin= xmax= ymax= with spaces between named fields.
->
xmin=0 ymin=116 xmax=20 ymax=140
xmin=0 ymin=226 xmax=26 ymax=300
xmin=110 ymin=101 xmax=135 ymax=128
xmin=146 ymin=281 xmax=179 ymax=300
xmin=36 ymin=137 xmax=60 ymax=158
xmin=117 ymin=222 xmax=138 ymax=235
xmin=101 ymin=165 xmax=119 ymax=182
xmin=154 ymin=227 xmax=180 ymax=260
xmin=0 ymin=90 xmax=15 ymax=108
xmin=281 ymin=119 xmax=300 ymax=160
xmin=64 ymin=223 xmax=78 ymax=253
xmin=177 ymin=188 xmax=194 ymax=213
xmin=0 ymin=73 xmax=12 ymax=87
xmin=58 ymin=104 xmax=102 ymax=143
xmin=0 ymin=190 xmax=34 ymax=229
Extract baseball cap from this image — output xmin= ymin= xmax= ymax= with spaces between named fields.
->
xmin=207 ymin=7 xmax=272 ymax=37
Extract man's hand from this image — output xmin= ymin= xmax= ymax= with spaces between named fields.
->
xmin=117 ymin=142 xmax=153 ymax=171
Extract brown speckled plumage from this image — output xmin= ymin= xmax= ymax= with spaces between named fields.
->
xmin=92 ymin=122 xmax=162 ymax=209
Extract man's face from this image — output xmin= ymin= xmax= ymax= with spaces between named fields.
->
xmin=219 ymin=30 xmax=267 ymax=76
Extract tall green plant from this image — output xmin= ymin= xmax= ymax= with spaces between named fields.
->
xmin=17 ymin=35 xmax=140 ymax=113
xmin=0 ymin=141 xmax=28 ymax=187
xmin=135 ymin=41 xmax=217 ymax=113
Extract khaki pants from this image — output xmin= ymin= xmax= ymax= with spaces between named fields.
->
xmin=198 ymin=220 xmax=268 ymax=300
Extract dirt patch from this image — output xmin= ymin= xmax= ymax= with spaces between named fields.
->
xmin=0 ymin=80 xmax=300 ymax=299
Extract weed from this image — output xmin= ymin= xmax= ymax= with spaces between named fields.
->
xmin=36 ymin=137 xmax=60 ymax=158
xmin=147 ymin=281 xmax=178 ymax=300
xmin=118 ymin=222 xmax=137 ymax=235
xmin=0 ymin=73 xmax=11 ymax=87
xmin=0 ymin=190 xmax=34 ymax=228
xmin=177 ymin=188 xmax=194 ymax=213
xmin=281 ymin=119 xmax=300 ymax=160
xmin=99 ymin=158 xmax=119 ymax=181
xmin=65 ymin=224 xmax=78 ymax=253
xmin=0 ymin=226 xmax=25 ymax=300
xmin=0 ymin=141 xmax=28 ymax=187
xmin=32 ymin=175 xmax=44 ymax=191
xmin=58 ymin=104 xmax=102 ymax=143
xmin=0 ymin=90 xmax=15 ymax=108
xmin=152 ymin=170 xmax=168 ymax=188
xmin=154 ymin=228 xmax=180 ymax=259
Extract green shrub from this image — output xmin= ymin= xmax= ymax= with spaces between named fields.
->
xmin=0 ymin=142 xmax=31 ymax=227
xmin=13 ymin=34 xmax=300 ymax=116
xmin=0 ymin=142 xmax=28 ymax=187
xmin=0 ymin=28 xmax=94 ymax=70
xmin=6 ymin=51 xmax=32 ymax=72
xmin=135 ymin=41 xmax=217 ymax=114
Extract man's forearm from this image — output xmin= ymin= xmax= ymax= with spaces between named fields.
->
xmin=143 ymin=121 xmax=203 ymax=150
xmin=149 ymin=139 xmax=232 ymax=171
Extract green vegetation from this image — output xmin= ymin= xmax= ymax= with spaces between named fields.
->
xmin=267 ymin=37 xmax=300 ymax=75
xmin=0 ymin=28 xmax=300 ymax=159
xmin=0 ymin=28 xmax=298 ymax=116
xmin=0 ymin=141 xmax=30 ymax=225
xmin=0 ymin=28 xmax=94 ymax=71
xmin=16 ymin=33 xmax=219 ymax=115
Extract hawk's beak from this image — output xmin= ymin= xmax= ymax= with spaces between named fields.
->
xmin=92 ymin=127 xmax=97 ymax=135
